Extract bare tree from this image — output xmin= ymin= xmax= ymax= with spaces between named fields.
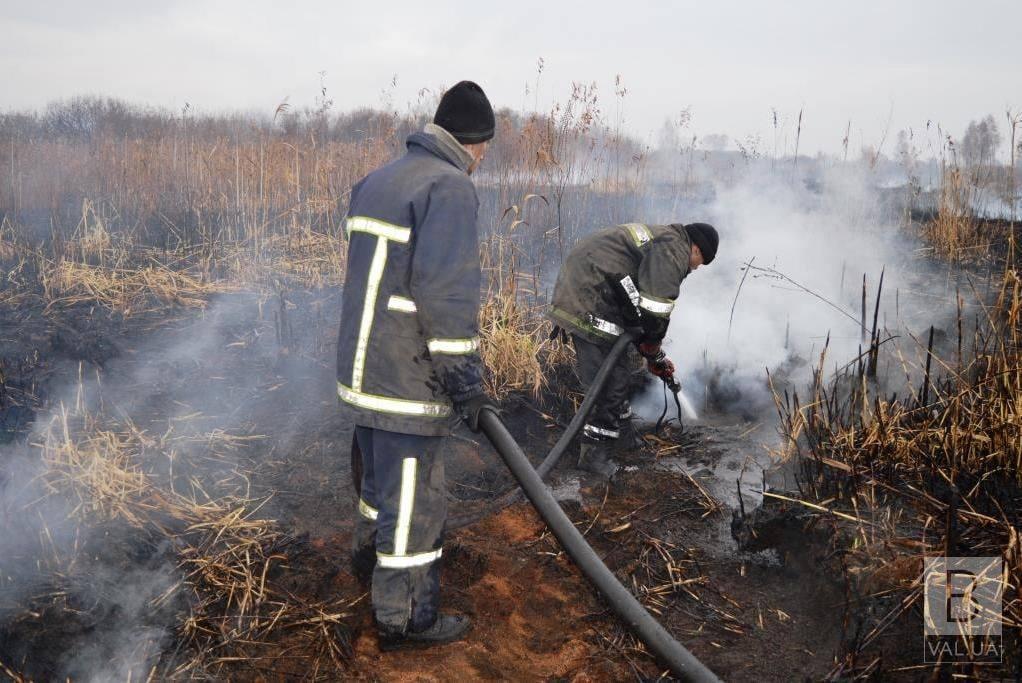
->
xmin=960 ymin=115 xmax=1001 ymax=167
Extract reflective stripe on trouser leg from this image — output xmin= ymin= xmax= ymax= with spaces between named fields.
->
xmin=391 ymin=458 xmax=417 ymax=557
xmin=359 ymin=498 xmax=379 ymax=520
xmin=584 ymin=423 xmax=620 ymax=440
xmin=371 ymin=429 xmax=447 ymax=633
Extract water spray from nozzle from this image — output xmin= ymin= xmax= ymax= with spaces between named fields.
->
xmin=675 ymin=387 xmax=699 ymax=422
xmin=666 ymin=375 xmax=699 ymax=422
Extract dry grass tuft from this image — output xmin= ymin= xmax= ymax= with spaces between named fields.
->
xmin=39 ymin=407 xmax=152 ymax=525
xmin=478 ymin=235 xmax=572 ymax=400
xmin=773 ymin=263 xmax=1022 ymax=677
xmin=924 ymin=166 xmax=992 ymax=261
xmin=479 ymin=289 xmax=548 ymax=399
xmin=227 ymin=230 xmax=346 ymax=289
xmin=0 ymin=217 xmax=18 ymax=261
xmin=41 ymin=259 xmax=232 ymax=314
xmin=28 ymin=226 xmax=344 ymax=316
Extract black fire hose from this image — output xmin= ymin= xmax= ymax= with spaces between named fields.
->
xmin=352 ymin=330 xmax=639 ymax=515
xmin=530 ymin=328 xmax=639 ymax=480
xmin=654 ymin=376 xmax=685 ymax=434
xmin=445 ymin=329 xmax=639 ymax=530
xmin=477 ymin=409 xmax=721 ymax=682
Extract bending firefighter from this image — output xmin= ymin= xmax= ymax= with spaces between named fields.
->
xmin=548 ymin=221 xmax=719 ymax=477
xmin=336 ymin=81 xmax=498 ymax=650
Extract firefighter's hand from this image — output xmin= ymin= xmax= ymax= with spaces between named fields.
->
xmin=638 ymin=343 xmax=672 ymax=375
xmin=649 ymin=357 xmax=676 ymax=380
xmin=455 ymin=393 xmax=499 ymax=432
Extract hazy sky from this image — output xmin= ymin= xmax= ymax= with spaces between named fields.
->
xmin=2 ymin=0 xmax=1019 ymax=154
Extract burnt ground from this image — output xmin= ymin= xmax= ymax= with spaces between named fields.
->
xmin=0 ymin=285 xmax=948 ymax=681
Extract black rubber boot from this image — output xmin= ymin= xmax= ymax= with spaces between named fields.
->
xmin=351 ymin=545 xmax=375 ymax=586
xmin=578 ymin=441 xmax=619 ymax=479
xmin=378 ymin=613 xmax=472 ymax=651
xmin=617 ymin=419 xmax=647 ymax=450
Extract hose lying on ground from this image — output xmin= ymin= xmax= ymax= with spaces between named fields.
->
xmin=477 ymin=408 xmax=721 ymax=682
xmin=350 ymin=331 xmax=717 ymax=678
xmin=445 ymin=329 xmax=639 ymax=530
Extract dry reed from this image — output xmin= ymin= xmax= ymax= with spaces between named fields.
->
xmin=773 ymin=262 xmax=1022 ymax=677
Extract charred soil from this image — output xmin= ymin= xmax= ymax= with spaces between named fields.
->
xmin=0 ymin=287 xmax=908 ymax=681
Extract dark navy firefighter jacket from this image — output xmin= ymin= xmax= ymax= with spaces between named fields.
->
xmin=336 ymin=127 xmax=485 ymax=436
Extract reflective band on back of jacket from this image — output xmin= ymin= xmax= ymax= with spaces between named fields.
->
xmin=337 ymin=382 xmax=451 ymax=418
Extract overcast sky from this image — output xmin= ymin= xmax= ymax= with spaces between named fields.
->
xmin=2 ymin=0 xmax=1019 ymax=155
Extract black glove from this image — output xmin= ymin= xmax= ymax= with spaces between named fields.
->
xmin=454 ymin=393 xmax=499 ymax=432
xmin=548 ymin=325 xmax=569 ymax=344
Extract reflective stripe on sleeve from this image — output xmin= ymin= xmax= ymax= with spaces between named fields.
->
xmin=551 ymin=307 xmax=623 ymax=340
xmin=426 ymin=337 xmax=480 ymax=355
xmin=623 ymin=223 xmax=652 ymax=247
xmin=584 ymin=424 xmax=621 ymax=439
xmin=377 ymin=547 xmax=443 ymax=569
xmin=346 ymin=216 xmax=412 ymax=243
xmin=337 ymin=382 xmax=452 ymax=418
xmin=393 ymin=458 xmax=417 ymax=556
xmin=590 ymin=316 xmax=624 ymax=336
xmin=638 ymin=294 xmax=675 ymax=316
xmin=387 ymin=295 xmax=417 ymax=313
xmin=358 ymin=498 xmax=379 ymax=521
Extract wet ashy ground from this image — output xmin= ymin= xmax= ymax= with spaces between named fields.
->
xmin=0 ymin=285 xmax=930 ymax=680
xmin=271 ymin=429 xmax=853 ymax=681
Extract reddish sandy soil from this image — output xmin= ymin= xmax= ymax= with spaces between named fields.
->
xmin=270 ymin=452 xmax=853 ymax=682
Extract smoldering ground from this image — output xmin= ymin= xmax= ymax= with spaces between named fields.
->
xmin=0 ymin=286 xmax=346 ymax=680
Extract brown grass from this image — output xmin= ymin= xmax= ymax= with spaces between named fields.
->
xmin=478 ymin=234 xmax=573 ymax=400
xmin=24 ymin=224 xmax=344 ymax=317
xmin=25 ymin=394 xmax=357 ymax=678
xmin=41 ymin=259 xmax=231 ymax=314
xmin=226 ymin=230 xmax=346 ymax=289
xmin=924 ymin=166 xmax=992 ymax=261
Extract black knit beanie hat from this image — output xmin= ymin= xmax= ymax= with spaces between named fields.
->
xmin=683 ymin=223 xmax=719 ymax=264
xmin=433 ymin=81 xmax=495 ymax=144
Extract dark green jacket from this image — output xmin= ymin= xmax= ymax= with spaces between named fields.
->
xmin=548 ymin=223 xmax=692 ymax=344
xmin=336 ymin=125 xmax=484 ymax=437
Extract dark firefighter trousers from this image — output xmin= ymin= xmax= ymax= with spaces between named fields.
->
xmin=352 ymin=426 xmax=446 ymax=634
xmin=572 ymin=334 xmax=632 ymax=443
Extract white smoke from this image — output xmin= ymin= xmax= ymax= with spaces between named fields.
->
xmin=641 ymin=161 xmax=957 ymax=423
xmin=0 ymin=288 xmax=341 ymax=680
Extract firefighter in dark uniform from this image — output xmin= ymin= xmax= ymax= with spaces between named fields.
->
xmin=548 ymin=222 xmax=719 ymax=477
xmin=337 ymin=81 xmax=497 ymax=650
